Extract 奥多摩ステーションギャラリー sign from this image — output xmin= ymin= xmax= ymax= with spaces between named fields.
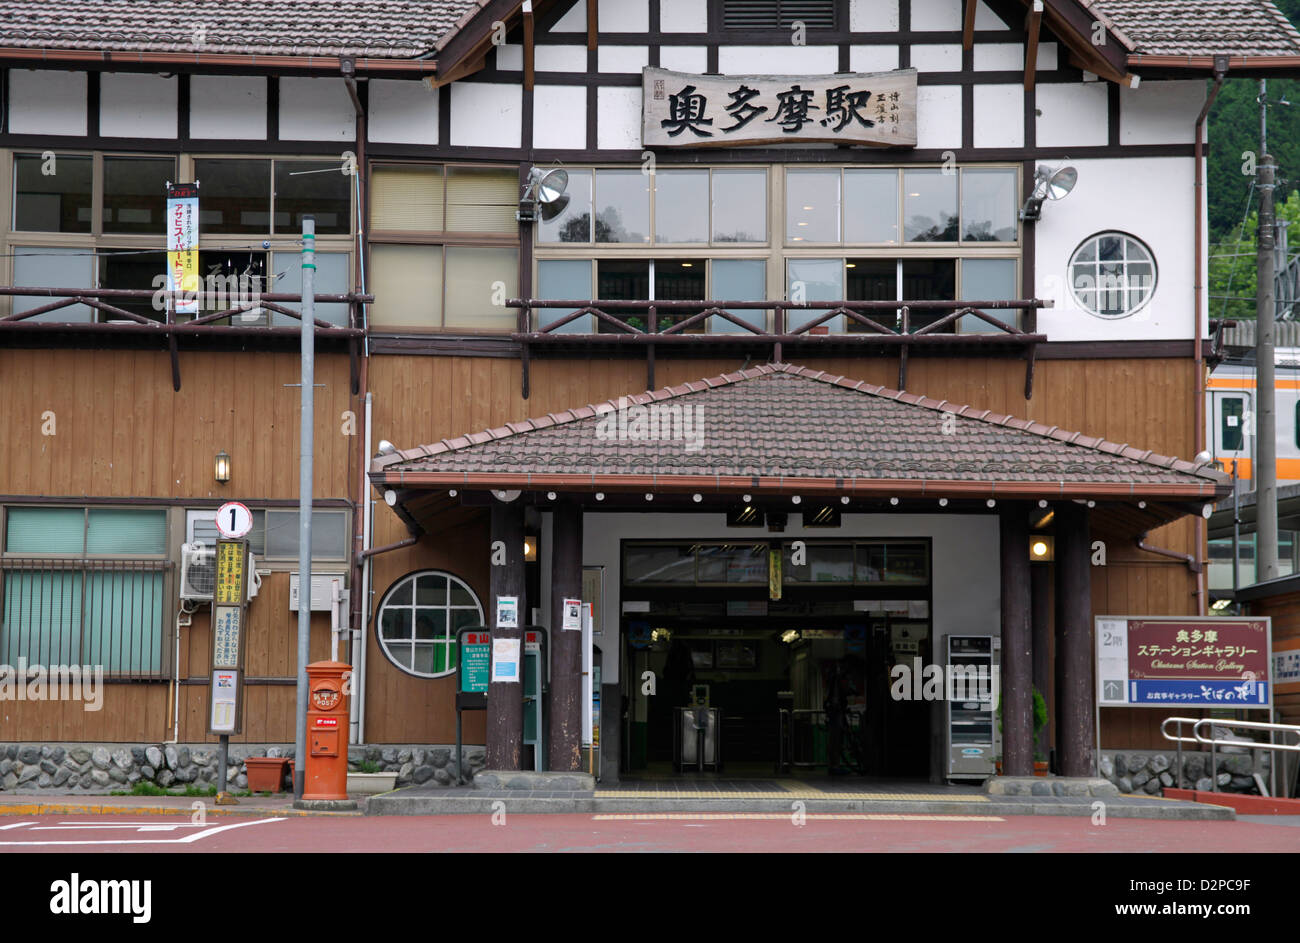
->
xmin=641 ymin=67 xmax=918 ymax=148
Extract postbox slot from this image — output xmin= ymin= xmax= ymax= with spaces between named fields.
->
xmin=310 ymin=731 xmax=339 ymax=757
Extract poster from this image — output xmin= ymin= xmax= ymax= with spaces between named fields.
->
xmin=209 ymin=669 xmax=239 ymax=734
xmin=492 ymin=637 xmax=521 ymax=683
xmin=459 ymin=631 xmax=490 ymax=693
xmin=495 ymin=595 xmax=518 ymax=630
xmin=562 ymin=597 xmax=582 ymax=632
xmin=165 ymin=182 xmax=200 ymax=315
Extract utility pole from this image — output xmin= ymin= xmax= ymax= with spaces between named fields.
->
xmin=1256 ymin=138 xmax=1279 ymax=582
xmin=293 ymin=216 xmax=316 ymax=798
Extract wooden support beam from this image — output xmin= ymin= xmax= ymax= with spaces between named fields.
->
xmin=587 ymin=0 xmax=598 ymax=50
xmin=1000 ymin=505 xmax=1034 ymax=777
xmin=1024 ymin=0 xmax=1043 ymax=91
xmin=1054 ymin=503 xmax=1095 ymax=778
xmin=547 ymin=502 xmax=584 ymax=771
xmin=487 ymin=500 xmax=527 ymax=771
xmin=1031 ymin=561 xmax=1053 ymax=763
xmin=963 ymin=0 xmax=978 ymax=51
xmin=523 ymin=2 xmax=535 ymax=91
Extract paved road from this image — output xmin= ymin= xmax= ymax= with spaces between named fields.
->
xmin=2 ymin=812 xmax=1299 ymax=852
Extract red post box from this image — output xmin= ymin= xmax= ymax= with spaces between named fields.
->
xmin=304 ymin=660 xmax=350 ymax=801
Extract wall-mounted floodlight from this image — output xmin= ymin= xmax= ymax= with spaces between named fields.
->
xmin=1019 ymin=164 xmax=1077 ymax=221
xmin=517 ymin=166 xmax=570 ymax=222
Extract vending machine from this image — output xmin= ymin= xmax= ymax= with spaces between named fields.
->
xmin=946 ymin=635 xmax=1000 ymax=780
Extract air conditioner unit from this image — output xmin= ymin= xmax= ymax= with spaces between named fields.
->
xmin=290 ymin=573 xmax=347 ymax=612
xmin=179 ymin=543 xmax=216 ymax=601
xmin=180 ymin=543 xmax=262 ymax=602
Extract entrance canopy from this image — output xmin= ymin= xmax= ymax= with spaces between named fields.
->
xmin=371 ymin=363 xmax=1228 ymax=531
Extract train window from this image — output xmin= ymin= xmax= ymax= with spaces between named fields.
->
xmin=1222 ymin=398 xmax=1245 ymax=451
xmin=1295 ymin=402 xmax=1300 ymax=450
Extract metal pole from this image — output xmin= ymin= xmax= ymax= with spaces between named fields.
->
xmin=293 ymin=216 xmax=316 ymax=800
xmin=217 ymin=733 xmax=229 ymax=794
xmin=1232 ymin=460 xmax=1241 ymax=597
xmin=1257 ymin=153 xmax=1279 ymax=582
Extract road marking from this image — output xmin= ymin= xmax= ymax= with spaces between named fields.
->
xmin=595 ymin=790 xmax=989 ymax=801
xmin=592 ymin=813 xmax=1003 ymax=822
xmin=0 ymin=817 xmax=285 ymax=846
xmin=0 ymin=821 xmax=36 ymax=830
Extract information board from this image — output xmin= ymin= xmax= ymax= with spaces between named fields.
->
xmin=460 ymin=630 xmax=491 ymax=694
xmin=1096 ymin=616 xmax=1272 ymax=708
xmin=211 ymin=605 xmax=242 ymax=669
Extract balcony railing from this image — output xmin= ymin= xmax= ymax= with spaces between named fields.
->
xmin=0 ymin=286 xmax=372 ymax=392
xmin=508 ymin=297 xmax=1050 ymax=399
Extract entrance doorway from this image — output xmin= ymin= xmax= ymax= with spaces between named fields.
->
xmin=619 ymin=538 xmax=933 ymax=780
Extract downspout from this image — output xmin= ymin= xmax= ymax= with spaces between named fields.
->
xmin=1193 ymin=59 xmax=1229 ymax=615
xmin=1137 ymin=531 xmax=1201 ymax=575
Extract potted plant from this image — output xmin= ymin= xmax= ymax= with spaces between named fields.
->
xmin=347 ymin=760 xmax=399 ymax=795
xmin=994 ymin=688 xmax=1050 ymax=776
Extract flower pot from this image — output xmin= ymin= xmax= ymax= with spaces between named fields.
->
xmin=347 ymin=771 xmax=399 ymax=796
xmin=245 ymin=757 xmax=290 ymax=793
xmin=1034 ymin=761 xmax=1049 ymax=777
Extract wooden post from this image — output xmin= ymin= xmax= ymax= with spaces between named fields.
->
xmin=547 ymin=502 xmax=584 ymax=771
xmin=487 ymin=500 xmax=526 ymax=770
xmin=999 ymin=505 xmax=1033 ymax=776
xmin=1030 ymin=559 xmax=1052 ymax=762
xmin=1054 ymin=503 xmax=1094 ymax=777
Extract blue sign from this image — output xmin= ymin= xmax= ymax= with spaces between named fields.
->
xmin=1131 ymin=679 xmax=1270 ymax=706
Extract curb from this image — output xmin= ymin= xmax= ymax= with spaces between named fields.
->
xmin=0 ymin=800 xmax=361 ymax=817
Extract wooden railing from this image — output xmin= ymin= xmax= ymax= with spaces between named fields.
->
xmin=508 ymin=297 xmax=1051 ymax=399
xmin=0 ymin=286 xmax=372 ymax=392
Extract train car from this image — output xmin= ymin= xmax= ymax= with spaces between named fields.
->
xmin=1209 ymin=324 xmax=1300 ymax=483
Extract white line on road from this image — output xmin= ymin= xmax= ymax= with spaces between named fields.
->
xmin=0 ymin=821 xmax=36 ymax=830
xmin=0 ymin=817 xmax=285 ymax=846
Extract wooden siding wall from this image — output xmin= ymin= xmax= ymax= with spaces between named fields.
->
xmin=361 ymin=353 xmax=1201 ymax=746
xmin=1248 ymin=590 xmax=1300 ymax=727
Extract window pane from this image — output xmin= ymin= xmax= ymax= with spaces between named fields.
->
xmin=414 ymin=609 xmax=447 ymax=640
xmin=13 ymin=154 xmax=92 ymax=232
xmin=655 ymin=259 xmax=707 ymax=331
xmin=416 ymin=574 xmax=448 ymax=607
xmin=903 ymin=169 xmax=958 ymax=242
xmin=902 ymin=259 xmax=955 ymax=331
xmin=595 ymin=170 xmax=650 ymax=244
xmin=624 ymin=544 xmax=696 ymax=584
xmin=444 ymin=246 xmax=518 ymax=330
xmin=844 ymin=169 xmax=899 ymax=244
xmin=1223 ymin=398 xmax=1245 ymax=452
xmin=273 ymin=160 xmax=351 ymax=234
xmin=87 ymin=509 xmax=166 ymax=555
xmin=2 ymin=570 xmax=82 ymax=666
xmin=786 ymin=170 xmax=840 ymax=243
xmin=711 ymin=258 xmax=766 ymax=332
xmin=103 ymin=157 xmax=175 ymax=234
xmin=264 ymin=510 xmax=347 ymax=559
xmin=846 ymin=259 xmax=898 ymax=332
xmin=598 ymin=260 xmax=650 ymax=332
xmin=445 ymin=166 xmax=518 ymax=234
xmin=959 ymin=258 xmax=1017 ymax=333
xmin=654 ymin=170 xmax=709 ymax=243
xmin=189 ymin=509 xmax=265 ymax=555
xmin=369 ymin=245 xmax=442 ymax=329
xmin=84 ymin=571 xmax=164 ymax=674
xmin=960 ymin=168 xmax=1017 ymax=242
xmin=787 ymin=258 xmax=844 ymax=332
xmin=12 ymin=247 xmax=95 ymax=322
xmin=6 ymin=507 xmax=84 ymax=553
xmin=382 ymin=608 xmax=412 ymax=640
xmin=99 ymin=250 xmax=168 ymax=322
xmin=273 ymin=250 xmax=350 ymax=327
xmin=195 ymin=159 xmax=271 ymax=233
xmin=537 ymin=259 xmax=593 ymax=332
xmin=712 ymin=169 xmax=767 ymax=242
xmin=539 ymin=170 xmax=592 ymax=243
xmin=370 ymin=165 xmax=444 ymax=231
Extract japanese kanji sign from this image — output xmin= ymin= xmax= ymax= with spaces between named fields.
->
xmin=214 ymin=540 xmax=246 ymax=605
xmin=210 ymin=538 xmax=250 ymax=734
xmin=1096 ymin=616 xmax=1272 ymax=708
xmin=642 ymin=67 xmax=917 ymax=148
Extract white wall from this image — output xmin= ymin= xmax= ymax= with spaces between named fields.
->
xmin=660 ymin=0 xmax=707 ymax=31
xmin=597 ymin=86 xmax=641 ymax=149
xmin=7 ymin=69 xmax=86 ymax=135
xmin=191 ymin=75 xmax=267 ymax=139
xmin=1036 ymin=82 xmax=1109 ymax=147
xmin=279 ymin=77 xmax=354 ymax=141
xmin=562 ymin=511 xmax=1002 ymax=686
xmin=534 ymin=85 xmax=587 ymax=149
xmin=1120 ymin=80 xmax=1204 ymax=146
xmin=1035 ymin=157 xmax=1199 ymax=341
xmin=916 ymin=85 xmax=962 ymax=150
xmin=717 ymin=45 xmax=839 ymax=74
xmin=368 ymin=79 xmax=439 ymax=145
xmin=450 ymin=82 xmax=523 ymax=148
xmin=101 ymin=73 xmax=177 ymax=138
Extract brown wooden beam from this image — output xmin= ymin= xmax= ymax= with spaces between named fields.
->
xmin=1000 ymin=505 xmax=1034 ymax=777
xmin=547 ymin=502 xmax=583 ymax=771
xmin=1024 ymin=0 xmax=1042 ymax=91
xmin=1031 ymin=560 xmax=1053 ymax=762
xmin=523 ymin=4 xmax=535 ymax=92
xmin=587 ymin=0 xmax=598 ymax=50
xmin=1054 ymin=503 xmax=1095 ymax=777
xmin=963 ymin=0 xmax=977 ymax=51
xmin=487 ymin=500 xmax=526 ymax=770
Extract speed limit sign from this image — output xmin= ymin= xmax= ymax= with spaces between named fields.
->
xmin=215 ymin=501 xmax=253 ymax=539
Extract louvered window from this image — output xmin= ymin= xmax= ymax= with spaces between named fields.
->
xmin=722 ymin=0 xmax=837 ymax=30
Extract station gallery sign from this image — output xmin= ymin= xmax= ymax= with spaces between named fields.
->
xmin=642 ymin=67 xmax=917 ymax=148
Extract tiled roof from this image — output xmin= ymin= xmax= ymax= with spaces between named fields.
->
xmin=1085 ymin=0 xmax=1300 ymax=57
xmin=0 ymin=0 xmax=486 ymax=58
xmin=372 ymin=364 xmax=1228 ymax=499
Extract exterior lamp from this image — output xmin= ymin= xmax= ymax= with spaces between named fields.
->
xmin=1029 ymin=535 xmax=1055 ymax=562
xmin=214 ymin=450 xmax=231 ymax=484
xmin=523 ymin=537 xmax=537 ymax=562
xmin=1019 ymin=164 xmax=1077 ymax=221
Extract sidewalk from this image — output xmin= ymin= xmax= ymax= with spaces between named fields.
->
xmin=0 ymin=793 xmax=355 ymax=817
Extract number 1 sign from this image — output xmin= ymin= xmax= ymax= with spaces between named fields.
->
xmin=215 ymin=501 xmax=253 ymax=539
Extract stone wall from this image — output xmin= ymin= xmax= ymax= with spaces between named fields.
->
xmin=0 ymin=743 xmax=487 ymax=793
xmin=1098 ymin=748 xmax=1270 ymax=795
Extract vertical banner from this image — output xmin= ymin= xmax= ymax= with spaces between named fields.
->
xmin=209 ymin=538 xmax=249 ymax=735
xmin=166 ymin=182 xmax=200 ymax=315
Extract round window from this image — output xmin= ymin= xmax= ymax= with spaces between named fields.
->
xmin=375 ymin=570 xmax=483 ymax=679
xmin=1068 ymin=232 xmax=1157 ymax=319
